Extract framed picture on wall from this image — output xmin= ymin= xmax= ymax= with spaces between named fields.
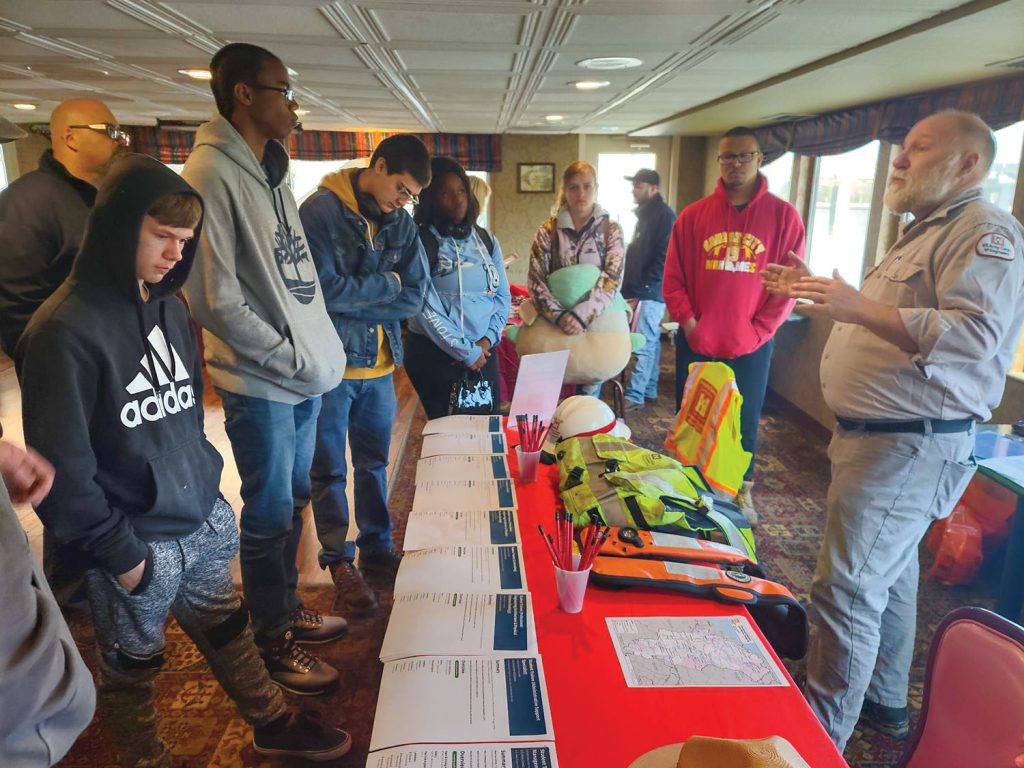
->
xmin=517 ymin=163 xmax=555 ymax=193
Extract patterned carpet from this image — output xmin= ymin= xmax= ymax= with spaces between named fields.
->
xmin=57 ymin=342 xmax=1002 ymax=767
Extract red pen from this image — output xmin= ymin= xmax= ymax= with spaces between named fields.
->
xmin=538 ymin=525 xmax=559 ymax=566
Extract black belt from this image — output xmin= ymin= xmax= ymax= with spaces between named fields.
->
xmin=836 ymin=417 xmax=974 ymax=434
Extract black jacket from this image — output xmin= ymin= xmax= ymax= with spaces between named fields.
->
xmin=621 ymin=192 xmax=676 ymax=301
xmin=19 ymin=154 xmax=224 ymax=577
xmin=0 ymin=150 xmax=97 ymax=361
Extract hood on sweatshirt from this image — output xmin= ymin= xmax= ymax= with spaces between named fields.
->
xmin=190 ymin=115 xmax=290 ymax=190
xmin=320 ymin=166 xmax=400 ymax=242
xmin=71 ymin=153 xmax=203 ymax=304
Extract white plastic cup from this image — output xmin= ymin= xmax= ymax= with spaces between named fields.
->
xmin=554 ymin=564 xmax=592 ymax=613
xmin=516 ymin=445 xmax=541 ymax=483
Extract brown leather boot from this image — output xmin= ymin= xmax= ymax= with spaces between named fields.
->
xmin=329 ymin=559 xmax=378 ymax=615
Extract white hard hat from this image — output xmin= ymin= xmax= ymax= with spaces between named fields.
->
xmin=541 ymin=396 xmax=631 ymax=455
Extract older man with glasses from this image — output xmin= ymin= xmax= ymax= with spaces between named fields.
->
xmin=662 ymin=126 xmax=806 ymax=525
xmin=0 ymin=97 xmax=128 ymax=369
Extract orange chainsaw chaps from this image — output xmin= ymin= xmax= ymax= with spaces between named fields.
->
xmin=598 ymin=526 xmax=765 ymax=578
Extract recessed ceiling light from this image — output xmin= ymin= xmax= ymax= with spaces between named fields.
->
xmin=577 ymin=57 xmax=642 ymax=71
xmin=295 ymin=109 xmax=310 ymax=116
xmin=544 ymin=115 xmax=565 ymax=122
xmin=178 ymin=68 xmax=212 ymax=80
xmin=572 ymin=80 xmax=610 ymax=90
xmin=12 ymin=103 xmax=36 ymax=111
xmin=599 ymin=126 xmax=621 ymax=132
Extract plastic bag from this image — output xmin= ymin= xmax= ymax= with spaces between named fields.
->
xmin=927 ymin=503 xmax=984 ymax=585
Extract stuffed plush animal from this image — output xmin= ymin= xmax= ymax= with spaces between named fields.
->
xmin=506 ymin=264 xmax=644 ymax=385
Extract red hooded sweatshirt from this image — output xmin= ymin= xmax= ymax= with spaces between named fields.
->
xmin=662 ymin=174 xmax=804 ymax=359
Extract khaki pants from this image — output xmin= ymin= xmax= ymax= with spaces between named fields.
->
xmin=805 ymin=426 xmax=975 ymax=751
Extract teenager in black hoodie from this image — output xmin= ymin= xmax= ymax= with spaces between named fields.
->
xmin=18 ymin=155 xmax=351 ymax=764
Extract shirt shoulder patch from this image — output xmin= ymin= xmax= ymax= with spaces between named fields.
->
xmin=975 ymin=231 xmax=1016 ymax=261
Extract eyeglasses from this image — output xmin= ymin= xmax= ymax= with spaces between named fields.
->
xmin=249 ymin=83 xmax=296 ymax=102
xmin=69 ymin=123 xmax=130 ymax=145
xmin=717 ymin=151 xmax=760 ymax=164
xmin=397 ymin=182 xmax=420 ymax=206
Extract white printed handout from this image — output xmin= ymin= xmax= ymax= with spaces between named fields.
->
xmin=416 ymin=454 xmax=511 ymax=484
xmin=421 ymin=432 xmax=508 ymax=457
xmin=367 ymin=743 xmax=558 ymax=767
xmin=412 ymin=479 xmax=517 ymax=513
xmin=423 ymin=415 xmax=504 ymax=435
xmin=369 ymin=656 xmax=554 ymax=751
xmin=380 ymin=591 xmax=536 ymax=662
xmin=393 ymin=546 xmax=526 ymax=594
xmin=404 ymin=509 xmax=520 ymax=551
xmin=606 ymin=615 xmax=789 ymax=688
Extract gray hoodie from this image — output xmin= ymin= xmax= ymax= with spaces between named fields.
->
xmin=182 ymin=116 xmax=345 ymax=404
xmin=0 ymin=481 xmax=95 ymax=766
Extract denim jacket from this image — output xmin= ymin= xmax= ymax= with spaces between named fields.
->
xmin=407 ymin=225 xmax=511 ymax=364
xmin=299 ymin=168 xmax=429 ymax=368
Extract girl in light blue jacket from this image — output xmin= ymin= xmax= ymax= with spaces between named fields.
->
xmin=406 ymin=156 xmax=511 ymax=418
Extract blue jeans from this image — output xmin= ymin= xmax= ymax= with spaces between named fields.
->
xmin=625 ymin=299 xmax=665 ymax=403
xmin=310 ymin=375 xmax=396 ymax=568
xmin=216 ymin=389 xmax=320 ymax=639
xmin=674 ymin=335 xmax=774 ymax=481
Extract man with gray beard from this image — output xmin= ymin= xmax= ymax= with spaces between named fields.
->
xmin=763 ymin=110 xmax=1024 ymax=751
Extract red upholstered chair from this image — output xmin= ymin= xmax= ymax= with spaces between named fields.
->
xmin=899 ymin=607 xmax=1024 ymax=768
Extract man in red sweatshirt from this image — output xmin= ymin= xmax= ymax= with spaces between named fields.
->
xmin=663 ymin=127 xmax=804 ymax=525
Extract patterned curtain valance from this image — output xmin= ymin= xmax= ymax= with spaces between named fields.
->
xmin=125 ymin=126 xmax=502 ymax=171
xmin=754 ymin=75 xmax=1024 ymax=163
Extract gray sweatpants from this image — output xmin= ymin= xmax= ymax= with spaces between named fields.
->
xmin=805 ymin=426 xmax=975 ymax=751
xmin=86 ymin=498 xmax=287 ymax=767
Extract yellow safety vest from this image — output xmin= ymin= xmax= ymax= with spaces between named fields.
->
xmin=664 ymin=361 xmax=751 ymax=498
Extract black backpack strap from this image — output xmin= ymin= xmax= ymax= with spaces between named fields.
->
xmin=418 ymin=225 xmax=440 ymax=271
xmin=473 ymin=224 xmax=494 ymax=255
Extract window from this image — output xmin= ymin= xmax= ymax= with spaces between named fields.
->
xmin=597 ymin=152 xmax=657 ymax=243
xmin=467 ymin=170 xmax=490 ymax=229
xmin=982 ymin=120 xmax=1023 ymax=213
xmin=807 ymin=141 xmax=880 ymax=286
xmin=290 ymin=159 xmax=354 ymax=205
xmin=0 ymin=145 xmax=9 ymax=192
xmin=760 ymin=152 xmax=793 ymax=202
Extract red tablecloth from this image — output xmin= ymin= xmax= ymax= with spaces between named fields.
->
xmin=507 ymin=429 xmax=848 ymax=768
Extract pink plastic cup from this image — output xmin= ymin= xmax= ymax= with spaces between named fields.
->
xmin=516 ymin=445 xmax=541 ymax=483
xmin=554 ymin=564 xmax=592 ymax=613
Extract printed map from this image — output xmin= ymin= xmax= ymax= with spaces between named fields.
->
xmin=606 ymin=616 xmax=789 ymax=688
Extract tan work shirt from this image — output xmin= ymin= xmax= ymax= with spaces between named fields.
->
xmin=820 ymin=187 xmax=1024 ymax=422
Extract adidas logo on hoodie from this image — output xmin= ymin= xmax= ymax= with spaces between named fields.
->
xmin=120 ymin=327 xmax=196 ymax=429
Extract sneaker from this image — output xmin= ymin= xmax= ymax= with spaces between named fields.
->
xmin=733 ymin=480 xmax=758 ymax=527
xmin=329 ymin=560 xmax=379 ymax=615
xmin=290 ymin=605 xmax=348 ymax=644
xmin=859 ymin=700 xmax=910 ymax=740
xmin=360 ymin=549 xmax=403 ymax=589
xmin=624 ymin=399 xmax=645 ymax=413
xmin=260 ymin=630 xmax=339 ymax=696
xmin=253 ymin=711 xmax=352 ymax=762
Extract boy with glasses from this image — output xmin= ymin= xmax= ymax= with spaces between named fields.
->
xmin=662 ymin=126 xmax=805 ymax=525
xmin=182 ymin=42 xmax=349 ymax=695
xmin=299 ymin=135 xmax=431 ymax=613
